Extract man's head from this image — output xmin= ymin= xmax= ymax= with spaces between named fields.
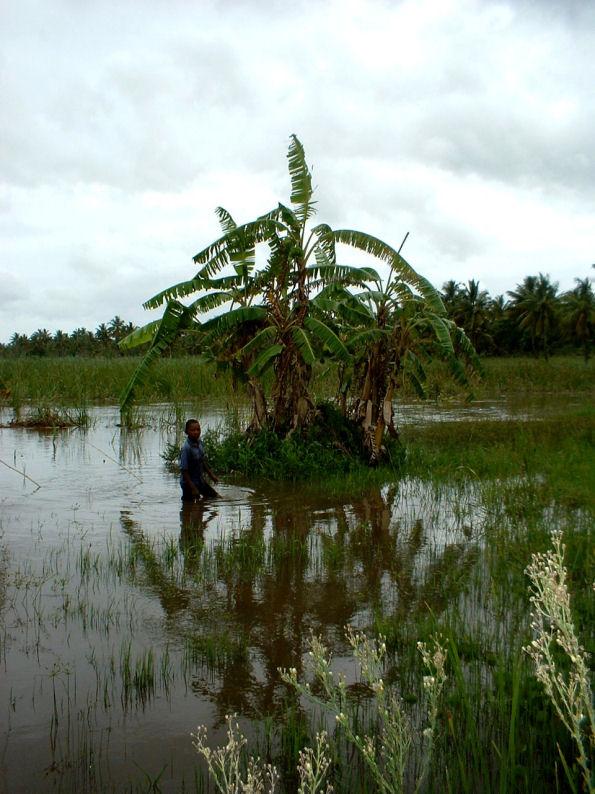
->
xmin=185 ymin=419 xmax=201 ymax=441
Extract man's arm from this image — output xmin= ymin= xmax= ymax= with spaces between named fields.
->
xmin=203 ymin=459 xmax=219 ymax=484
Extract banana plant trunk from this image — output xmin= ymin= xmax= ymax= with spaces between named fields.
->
xmin=355 ymin=347 xmax=399 ymax=464
xmin=271 ymin=343 xmax=314 ymax=434
xmin=247 ymin=377 xmax=269 ymax=432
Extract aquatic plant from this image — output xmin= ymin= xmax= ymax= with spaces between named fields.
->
xmin=280 ymin=627 xmax=447 ymax=793
xmin=193 ymin=714 xmax=280 ymax=793
xmin=193 ymin=715 xmax=334 ymax=794
xmin=7 ymin=403 xmax=90 ymax=428
xmin=524 ymin=531 xmax=594 ymax=792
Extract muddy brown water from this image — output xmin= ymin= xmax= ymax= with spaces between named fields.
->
xmin=0 ymin=401 xmax=539 ymax=792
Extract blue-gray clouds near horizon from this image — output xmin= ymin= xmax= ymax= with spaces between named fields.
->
xmin=1 ymin=0 xmax=594 ymax=342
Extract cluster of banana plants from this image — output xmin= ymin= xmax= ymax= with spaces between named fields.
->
xmin=120 ymin=135 xmax=480 ymax=463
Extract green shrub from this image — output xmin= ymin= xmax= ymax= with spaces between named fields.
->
xmin=203 ymin=402 xmax=405 ymax=481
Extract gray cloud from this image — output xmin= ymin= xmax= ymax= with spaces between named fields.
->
xmin=1 ymin=0 xmax=594 ymax=340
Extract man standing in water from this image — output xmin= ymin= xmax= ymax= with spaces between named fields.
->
xmin=179 ymin=419 xmax=219 ymax=501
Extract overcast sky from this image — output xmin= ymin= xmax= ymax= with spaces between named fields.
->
xmin=1 ymin=0 xmax=593 ymax=342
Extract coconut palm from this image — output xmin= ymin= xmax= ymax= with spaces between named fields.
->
xmin=456 ymin=280 xmax=492 ymax=352
xmin=9 ymin=333 xmax=30 ymax=355
xmin=95 ymin=323 xmax=113 ymax=354
xmin=108 ymin=316 xmax=127 ymax=343
xmin=29 ymin=328 xmax=52 ymax=356
xmin=488 ymin=295 xmax=516 ymax=355
xmin=507 ymin=274 xmax=560 ymax=360
xmin=70 ymin=327 xmax=96 ymax=356
xmin=441 ymin=280 xmax=462 ymax=319
xmin=52 ymin=330 xmax=71 ymax=357
xmin=561 ymin=278 xmax=594 ymax=363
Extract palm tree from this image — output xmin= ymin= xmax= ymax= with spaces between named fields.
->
xmin=108 ymin=316 xmax=127 ymax=343
xmin=488 ymin=295 xmax=516 ymax=355
xmin=53 ymin=330 xmax=71 ymax=356
xmin=507 ymin=274 xmax=560 ymax=360
xmin=456 ymin=280 xmax=492 ymax=352
xmin=29 ymin=329 xmax=52 ymax=356
xmin=441 ymin=280 xmax=462 ymax=319
xmin=95 ymin=323 xmax=113 ymax=353
xmin=9 ymin=333 xmax=30 ymax=355
xmin=70 ymin=327 xmax=96 ymax=356
xmin=561 ymin=278 xmax=594 ymax=363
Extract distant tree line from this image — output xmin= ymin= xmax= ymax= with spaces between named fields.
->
xmin=1 ymin=275 xmax=593 ymax=362
xmin=0 ymin=316 xmax=142 ymax=358
xmin=441 ymin=274 xmax=593 ymax=361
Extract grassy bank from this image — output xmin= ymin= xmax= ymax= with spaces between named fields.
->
xmin=0 ymin=354 xmax=593 ymax=407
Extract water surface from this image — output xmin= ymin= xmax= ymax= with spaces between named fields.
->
xmin=0 ymin=401 xmax=533 ymax=792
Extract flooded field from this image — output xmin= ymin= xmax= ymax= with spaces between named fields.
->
xmin=0 ymin=401 xmax=591 ymax=792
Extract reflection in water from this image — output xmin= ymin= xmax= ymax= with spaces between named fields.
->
xmin=116 ymin=481 xmax=481 ymax=724
xmin=117 ymin=427 xmax=146 ymax=468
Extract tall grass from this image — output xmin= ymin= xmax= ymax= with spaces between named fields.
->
xmin=402 ymin=411 xmax=594 ymax=510
xmin=0 ymin=357 xmax=235 ymax=405
xmin=1 ymin=354 xmax=592 ymax=406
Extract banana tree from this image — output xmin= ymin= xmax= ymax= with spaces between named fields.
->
xmin=120 ymin=206 xmax=270 ymax=428
xmin=120 ymin=135 xmax=377 ymax=433
xmin=314 ymin=242 xmax=482 ymax=463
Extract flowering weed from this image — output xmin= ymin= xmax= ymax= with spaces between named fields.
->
xmin=524 ymin=531 xmax=594 ymax=792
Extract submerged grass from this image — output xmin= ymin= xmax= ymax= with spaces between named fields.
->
xmin=4 ymin=403 xmax=91 ymax=428
xmin=402 ymin=405 xmax=594 ymax=498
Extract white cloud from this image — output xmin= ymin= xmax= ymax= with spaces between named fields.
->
xmin=1 ymin=0 xmax=594 ymax=340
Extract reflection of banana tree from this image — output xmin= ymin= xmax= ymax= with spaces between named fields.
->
xmin=120 ymin=511 xmax=191 ymax=615
xmin=318 ymin=486 xmax=479 ymax=624
xmin=116 ymin=482 xmax=478 ymax=723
